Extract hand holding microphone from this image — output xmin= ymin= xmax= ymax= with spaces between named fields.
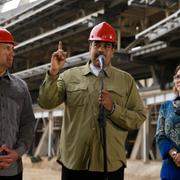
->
xmin=99 ymin=89 xmax=114 ymax=112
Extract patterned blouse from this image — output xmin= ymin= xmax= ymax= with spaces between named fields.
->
xmin=156 ymin=100 xmax=180 ymax=180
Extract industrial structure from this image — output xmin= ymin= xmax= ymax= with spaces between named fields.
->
xmin=0 ymin=0 xmax=180 ymax=161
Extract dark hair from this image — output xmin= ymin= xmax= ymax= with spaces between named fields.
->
xmin=173 ymin=64 xmax=180 ymax=95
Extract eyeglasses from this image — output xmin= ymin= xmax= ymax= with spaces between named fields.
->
xmin=173 ymin=74 xmax=180 ymax=80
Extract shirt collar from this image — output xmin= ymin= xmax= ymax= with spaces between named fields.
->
xmin=81 ymin=61 xmax=92 ymax=76
xmin=90 ymin=63 xmax=101 ymax=77
xmin=0 ymin=70 xmax=12 ymax=81
xmin=82 ymin=60 xmax=112 ymax=78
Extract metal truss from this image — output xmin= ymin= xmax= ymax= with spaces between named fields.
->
xmin=13 ymin=52 xmax=90 ymax=79
xmin=136 ymin=9 xmax=180 ymax=42
xmin=1 ymin=0 xmax=66 ymax=27
xmin=14 ymin=9 xmax=104 ymax=54
xmin=128 ymin=0 xmax=177 ymax=8
xmin=0 ymin=0 xmax=11 ymax=5
xmin=0 ymin=0 xmax=49 ymax=23
xmin=130 ymin=41 xmax=167 ymax=56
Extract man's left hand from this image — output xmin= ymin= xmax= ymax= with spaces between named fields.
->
xmin=99 ymin=89 xmax=113 ymax=111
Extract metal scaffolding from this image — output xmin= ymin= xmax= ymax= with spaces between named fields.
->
xmin=136 ymin=9 xmax=180 ymax=42
xmin=13 ymin=52 xmax=90 ymax=79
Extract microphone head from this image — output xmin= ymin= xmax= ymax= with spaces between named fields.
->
xmin=97 ymin=54 xmax=105 ymax=69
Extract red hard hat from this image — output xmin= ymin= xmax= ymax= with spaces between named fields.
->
xmin=0 ymin=28 xmax=16 ymax=46
xmin=89 ymin=21 xmax=117 ymax=43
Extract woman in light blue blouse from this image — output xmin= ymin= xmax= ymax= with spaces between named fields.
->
xmin=156 ymin=64 xmax=180 ymax=180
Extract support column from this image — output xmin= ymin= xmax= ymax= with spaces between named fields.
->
xmin=116 ymin=28 xmax=121 ymax=51
xmin=48 ymin=111 xmax=53 ymax=159
xmin=143 ymin=108 xmax=149 ymax=163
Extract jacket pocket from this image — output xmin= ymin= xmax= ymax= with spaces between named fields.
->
xmin=106 ymin=86 xmax=127 ymax=107
xmin=66 ymin=83 xmax=88 ymax=106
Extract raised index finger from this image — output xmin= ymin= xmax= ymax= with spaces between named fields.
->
xmin=58 ymin=41 xmax=62 ymax=50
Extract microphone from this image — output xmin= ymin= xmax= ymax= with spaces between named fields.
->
xmin=97 ymin=54 xmax=105 ymax=70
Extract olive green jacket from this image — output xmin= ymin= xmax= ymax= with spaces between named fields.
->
xmin=38 ymin=62 xmax=146 ymax=172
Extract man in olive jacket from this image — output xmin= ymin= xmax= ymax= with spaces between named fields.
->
xmin=38 ymin=21 xmax=146 ymax=180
